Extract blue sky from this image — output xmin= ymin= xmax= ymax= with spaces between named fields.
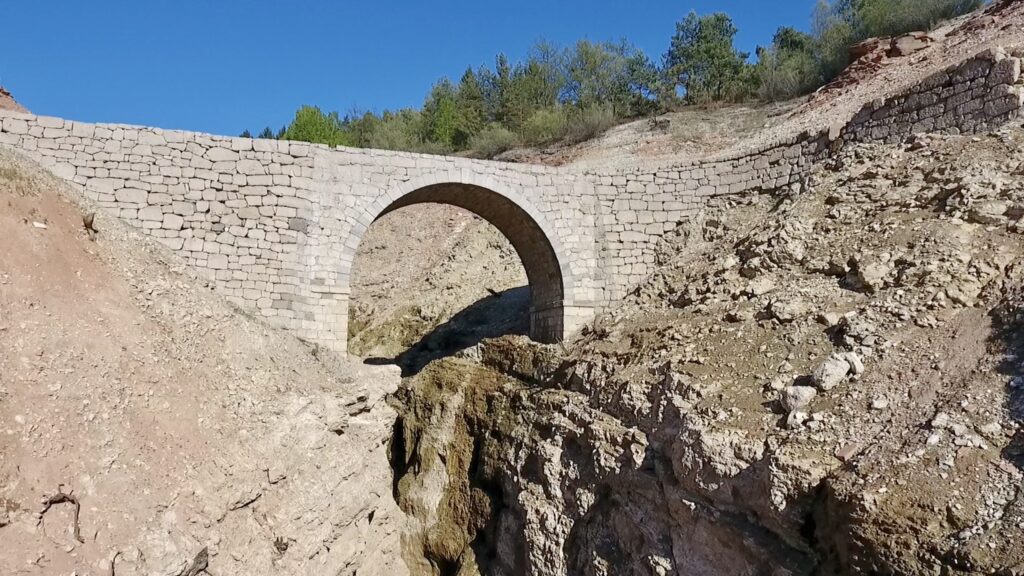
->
xmin=3 ymin=1 xmax=817 ymax=136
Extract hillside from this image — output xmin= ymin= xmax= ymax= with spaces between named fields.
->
xmin=0 ymin=147 xmax=407 ymax=576
xmin=490 ymin=1 xmax=1024 ymax=171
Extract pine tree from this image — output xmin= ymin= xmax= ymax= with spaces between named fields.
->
xmin=454 ymin=68 xmax=486 ymax=148
xmin=421 ymin=79 xmax=460 ymax=150
xmin=663 ymin=12 xmax=752 ymax=102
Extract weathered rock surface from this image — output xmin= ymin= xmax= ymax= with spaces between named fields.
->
xmin=389 ymin=125 xmax=1024 ymax=575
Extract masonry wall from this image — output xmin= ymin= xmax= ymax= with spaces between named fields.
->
xmin=841 ymin=47 xmax=1024 ymax=143
xmin=0 ymin=114 xmax=605 ymax=350
xmin=0 ymin=117 xmax=332 ymax=334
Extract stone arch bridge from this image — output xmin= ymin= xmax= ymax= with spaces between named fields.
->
xmin=2 ymin=47 xmax=1021 ymax=352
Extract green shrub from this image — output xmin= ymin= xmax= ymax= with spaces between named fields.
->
xmin=564 ymin=105 xmax=616 ymax=144
xmin=813 ymin=0 xmax=984 ymax=83
xmin=469 ymin=124 xmax=519 ymax=158
xmin=281 ymin=105 xmax=352 ymax=147
xmin=858 ymin=0 xmax=984 ymax=38
xmin=520 ymin=108 xmax=569 ymax=145
xmin=366 ymin=109 xmax=424 ymax=152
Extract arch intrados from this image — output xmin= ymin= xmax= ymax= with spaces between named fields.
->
xmin=347 ymin=175 xmax=573 ymax=300
xmin=343 ymin=174 xmax=572 ymax=344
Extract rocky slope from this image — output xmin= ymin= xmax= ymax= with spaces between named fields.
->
xmin=349 ymin=10 xmax=1024 ymax=571
xmin=388 ymin=126 xmax=1024 ymax=575
xmin=0 ymin=147 xmax=407 ymax=576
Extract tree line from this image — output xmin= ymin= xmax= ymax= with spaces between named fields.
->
xmin=242 ymin=0 xmax=984 ymax=157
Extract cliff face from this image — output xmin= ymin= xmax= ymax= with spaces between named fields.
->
xmin=390 ymin=127 xmax=1024 ymax=575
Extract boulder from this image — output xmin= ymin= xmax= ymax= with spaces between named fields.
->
xmin=782 ymin=386 xmax=818 ymax=412
xmin=888 ymin=33 xmax=934 ymax=58
xmin=813 ymin=354 xmax=852 ymax=391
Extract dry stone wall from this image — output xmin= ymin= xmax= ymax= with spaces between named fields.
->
xmin=1 ymin=46 xmax=1022 ymax=351
xmin=840 ymin=47 xmax=1024 ymax=143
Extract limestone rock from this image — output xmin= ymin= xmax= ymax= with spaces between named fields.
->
xmin=770 ymin=297 xmax=811 ymax=323
xmin=782 ymin=386 xmax=818 ymax=412
xmin=813 ymin=354 xmax=852 ymax=391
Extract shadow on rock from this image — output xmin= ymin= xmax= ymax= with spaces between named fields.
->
xmin=364 ymin=286 xmax=530 ymax=377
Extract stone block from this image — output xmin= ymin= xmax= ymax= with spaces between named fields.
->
xmin=115 ymin=187 xmax=148 ymax=204
xmin=162 ymin=213 xmax=185 ymax=230
xmin=156 ymin=236 xmax=183 ymax=250
xmin=139 ymin=206 xmax=163 ymax=221
xmin=0 ymin=116 xmax=30 ymax=135
xmin=138 ymin=131 xmax=166 ymax=146
xmin=36 ymin=116 xmax=64 ymax=129
xmin=172 ymin=201 xmax=195 ymax=216
xmin=206 ymin=147 xmax=239 ymax=162
xmin=71 ymin=121 xmax=96 ymax=138
xmin=231 ymin=138 xmax=253 ymax=152
xmin=51 ymin=163 xmax=77 ymax=179
xmin=990 ymin=57 xmax=1021 ymax=87
xmin=237 ymin=159 xmax=266 ymax=175
xmin=149 ymin=192 xmax=173 ymax=205
xmin=208 ymin=254 xmax=229 ymax=270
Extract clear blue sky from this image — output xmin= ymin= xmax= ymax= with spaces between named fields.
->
xmin=3 ymin=1 xmax=817 ymax=136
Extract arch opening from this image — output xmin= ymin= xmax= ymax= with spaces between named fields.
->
xmin=345 ymin=182 xmax=569 ymax=363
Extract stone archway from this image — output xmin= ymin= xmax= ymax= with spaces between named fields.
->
xmin=341 ymin=175 xmax=575 ymax=351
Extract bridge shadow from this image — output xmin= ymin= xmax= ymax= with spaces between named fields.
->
xmin=363 ymin=286 xmax=530 ymax=377
xmin=992 ymin=285 xmax=1024 ymax=471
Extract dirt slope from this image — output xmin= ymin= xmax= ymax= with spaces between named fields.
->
xmin=0 ymin=148 xmax=407 ymax=576
xmin=495 ymin=100 xmax=797 ymax=169
xmin=0 ymin=86 xmax=27 ymax=113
